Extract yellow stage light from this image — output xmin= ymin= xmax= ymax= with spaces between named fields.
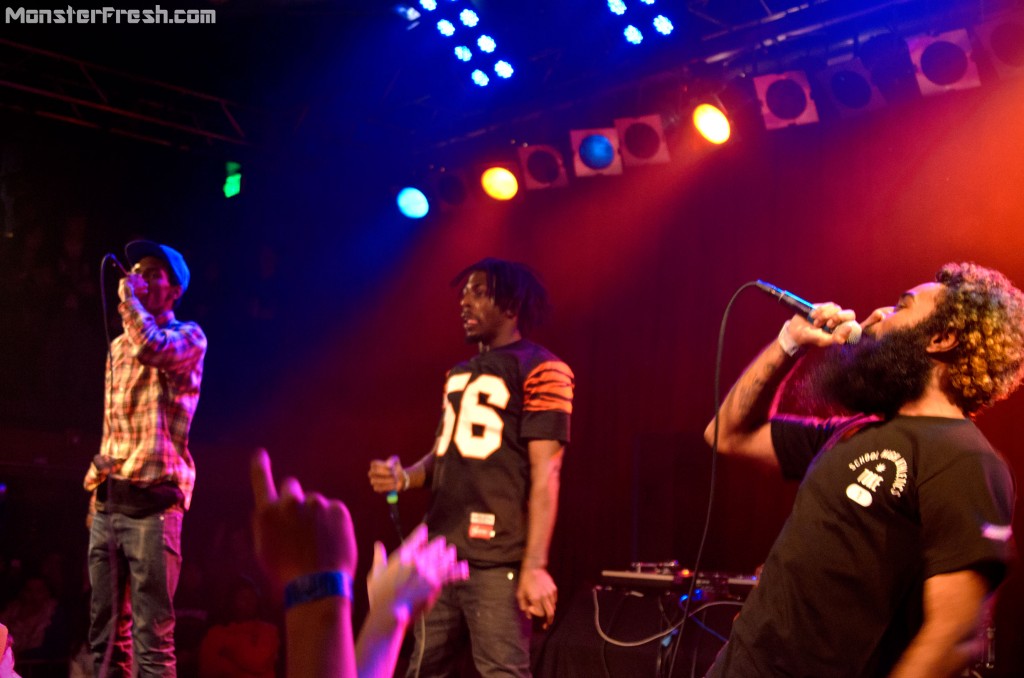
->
xmin=692 ymin=103 xmax=731 ymax=144
xmin=480 ymin=166 xmax=519 ymax=200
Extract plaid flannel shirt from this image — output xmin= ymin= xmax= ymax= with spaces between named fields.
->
xmin=84 ymin=297 xmax=207 ymax=509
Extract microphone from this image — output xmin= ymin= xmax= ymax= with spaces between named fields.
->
xmin=754 ymin=280 xmax=862 ymax=344
xmin=107 ymin=254 xmax=128 ymax=276
xmin=385 ymin=456 xmax=403 ymax=542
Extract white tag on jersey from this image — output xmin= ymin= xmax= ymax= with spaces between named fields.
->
xmin=469 ymin=512 xmax=496 ymax=540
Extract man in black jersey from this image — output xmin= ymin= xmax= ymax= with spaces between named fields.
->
xmin=704 ymin=262 xmax=1024 ymax=678
xmin=369 ymin=258 xmax=574 ymax=677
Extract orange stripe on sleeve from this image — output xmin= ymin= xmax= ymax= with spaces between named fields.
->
xmin=524 ymin=361 xmax=574 ymax=414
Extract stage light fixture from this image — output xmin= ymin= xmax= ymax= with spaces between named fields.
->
xmin=480 ymin=166 xmax=519 ymax=201
xmin=437 ymin=19 xmax=455 ymax=36
xmin=624 ymin=25 xmax=643 ymax=45
xmin=614 ymin=115 xmax=670 ymax=165
xmin=517 ymin=144 xmax=568 ymax=189
xmin=907 ymin=29 xmax=980 ymax=95
xmin=495 ymin=61 xmax=514 ymax=79
xmin=397 ymin=187 xmax=429 ymax=219
xmin=460 ymin=9 xmax=479 ymax=27
xmin=580 ymin=136 xmax=615 ymax=168
xmin=223 ymin=161 xmax=242 ymax=198
xmin=455 ymin=45 xmax=472 ymax=62
xmin=692 ymin=103 xmax=730 ymax=144
xmin=570 ymin=128 xmax=623 ymax=176
xmin=471 ymin=69 xmax=490 ymax=86
xmin=608 ymin=0 xmax=626 ymax=16
xmin=753 ymin=71 xmax=820 ymax=129
xmin=818 ymin=57 xmax=885 ymax=117
xmin=394 ymin=4 xmax=421 ymax=24
xmin=419 ymin=0 xmax=436 ymax=10
xmin=975 ymin=14 xmax=1024 ymax=78
xmin=434 ymin=169 xmax=468 ymax=208
xmin=478 ymin=35 xmax=496 ymax=53
xmin=653 ymin=15 xmax=673 ymax=36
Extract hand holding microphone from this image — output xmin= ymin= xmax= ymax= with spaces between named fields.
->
xmin=118 ymin=273 xmax=148 ymax=302
xmin=368 ymin=456 xmax=410 ymax=542
xmin=368 ymin=456 xmax=408 ymax=495
xmin=106 ymin=253 xmax=147 ymax=302
xmin=755 ymin=280 xmax=862 ymax=354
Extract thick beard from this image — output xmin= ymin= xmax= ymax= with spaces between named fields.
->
xmin=812 ymin=324 xmax=935 ymax=418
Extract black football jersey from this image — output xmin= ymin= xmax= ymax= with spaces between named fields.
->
xmin=424 ymin=339 xmax=573 ymax=566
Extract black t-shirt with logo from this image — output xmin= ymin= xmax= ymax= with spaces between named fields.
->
xmin=707 ymin=415 xmax=1015 ymax=678
xmin=423 ymin=339 xmax=573 ymax=567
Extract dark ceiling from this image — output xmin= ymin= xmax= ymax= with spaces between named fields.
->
xmin=2 ymin=0 xmax=1019 ymax=163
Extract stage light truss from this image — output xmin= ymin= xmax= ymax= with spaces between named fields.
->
xmin=388 ymin=6 xmax=1024 ymax=216
xmin=0 ymin=38 xmax=254 ymax=150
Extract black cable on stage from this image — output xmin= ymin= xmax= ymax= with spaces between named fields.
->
xmin=96 ymin=252 xmax=126 ymax=678
xmin=665 ymin=280 xmax=761 ymax=678
xmin=99 ymin=254 xmax=124 ymax=436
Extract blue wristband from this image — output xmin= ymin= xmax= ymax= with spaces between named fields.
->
xmin=284 ymin=571 xmax=353 ymax=610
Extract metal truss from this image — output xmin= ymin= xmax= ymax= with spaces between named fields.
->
xmin=0 ymin=38 xmax=256 ymax=150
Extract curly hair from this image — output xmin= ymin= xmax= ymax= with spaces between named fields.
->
xmin=925 ymin=262 xmax=1024 ymax=414
xmin=451 ymin=258 xmax=550 ymax=335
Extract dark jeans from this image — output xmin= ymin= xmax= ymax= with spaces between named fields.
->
xmin=407 ymin=564 xmax=531 ymax=678
xmin=88 ymin=509 xmax=183 ymax=678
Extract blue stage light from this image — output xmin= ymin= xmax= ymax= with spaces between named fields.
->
xmin=471 ymin=69 xmax=490 ymax=86
xmin=495 ymin=60 xmax=514 ymax=78
xmin=578 ymin=134 xmax=616 ymax=170
xmin=437 ymin=19 xmax=455 ymax=36
xmin=397 ymin=187 xmax=429 ymax=219
xmin=419 ymin=0 xmax=436 ymax=10
xmin=460 ymin=9 xmax=479 ymax=27
xmin=395 ymin=5 xmax=421 ymax=22
xmin=653 ymin=15 xmax=673 ymax=35
xmin=455 ymin=45 xmax=473 ymax=61
xmin=640 ymin=0 xmax=655 ymax=4
xmin=477 ymin=35 xmax=496 ymax=53
xmin=607 ymin=0 xmax=626 ymax=16
xmin=624 ymin=25 xmax=643 ymax=45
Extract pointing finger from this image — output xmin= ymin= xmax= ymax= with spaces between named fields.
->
xmin=250 ymin=449 xmax=277 ymax=508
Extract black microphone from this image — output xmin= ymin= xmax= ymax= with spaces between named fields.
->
xmin=106 ymin=254 xmax=128 ymax=276
xmin=754 ymin=280 xmax=862 ymax=343
xmin=754 ymin=280 xmax=815 ymax=315
xmin=385 ymin=456 xmax=404 ymax=542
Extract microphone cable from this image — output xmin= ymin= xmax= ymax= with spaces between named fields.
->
xmin=593 ymin=281 xmax=765 ymax=678
xmin=665 ymin=280 xmax=762 ymax=678
xmin=95 ymin=252 xmax=127 ymax=678
xmin=99 ymin=254 xmax=125 ymax=423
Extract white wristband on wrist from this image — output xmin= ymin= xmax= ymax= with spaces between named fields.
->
xmin=778 ymin=320 xmax=801 ymax=357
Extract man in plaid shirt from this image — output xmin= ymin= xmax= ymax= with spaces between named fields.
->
xmin=84 ymin=240 xmax=206 ymax=678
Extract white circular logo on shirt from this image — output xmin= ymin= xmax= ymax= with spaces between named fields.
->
xmin=846 ymin=484 xmax=873 ymax=507
xmin=845 ymin=448 xmax=908 ymax=508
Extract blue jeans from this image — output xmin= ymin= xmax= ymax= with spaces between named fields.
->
xmin=88 ymin=509 xmax=183 ymax=678
xmin=407 ymin=564 xmax=531 ymax=678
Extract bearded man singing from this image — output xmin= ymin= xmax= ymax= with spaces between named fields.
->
xmin=704 ymin=262 xmax=1024 ymax=678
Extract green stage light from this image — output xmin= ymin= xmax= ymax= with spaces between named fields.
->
xmin=223 ymin=161 xmax=242 ymax=198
